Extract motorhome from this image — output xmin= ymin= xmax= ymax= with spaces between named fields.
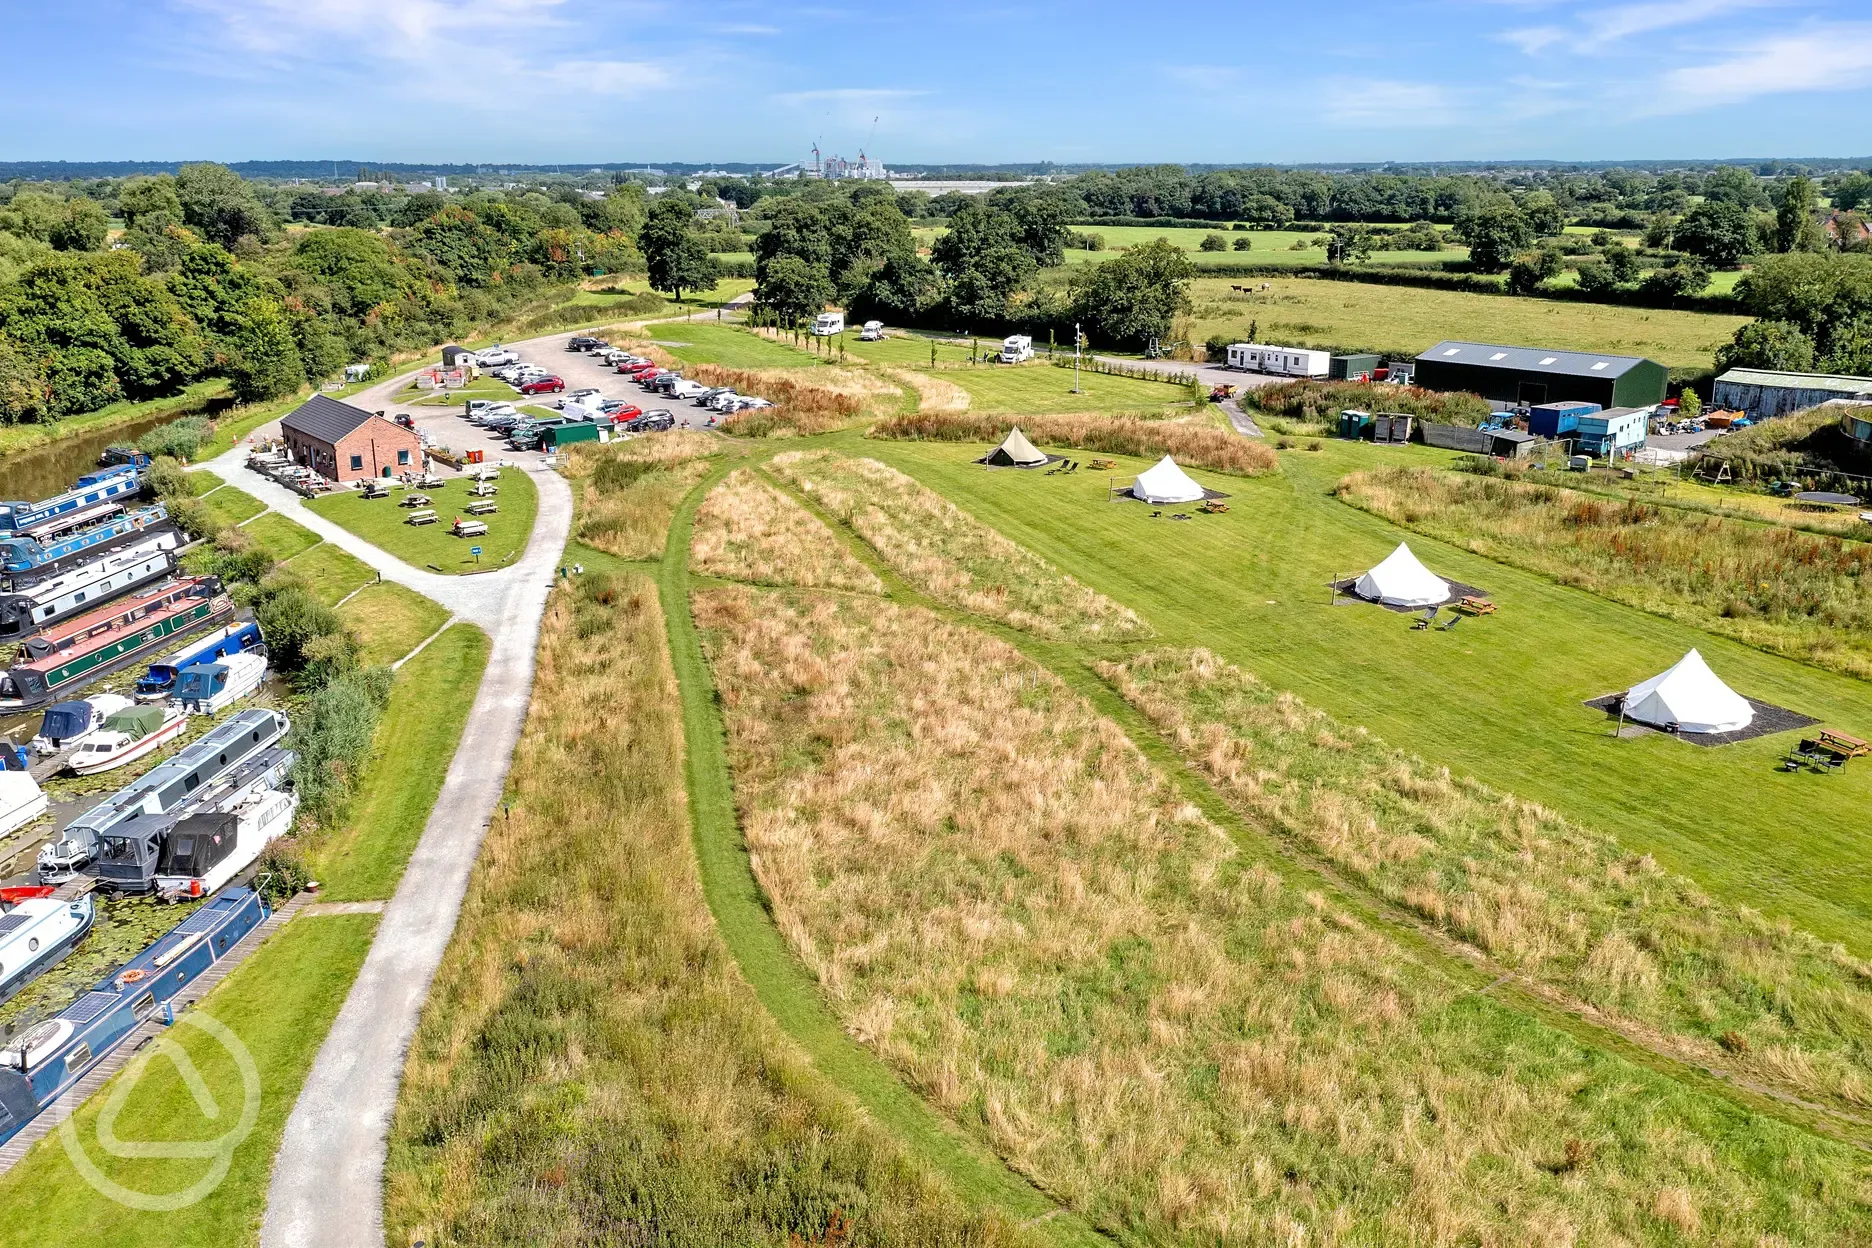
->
xmin=810 ymin=311 xmax=845 ymax=336
xmin=859 ymin=320 xmax=885 ymax=341
xmin=999 ymin=335 xmax=1035 ymax=364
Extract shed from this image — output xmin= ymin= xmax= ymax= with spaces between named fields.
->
xmin=1489 ymin=429 xmax=1541 ymax=459
xmin=1711 ymin=369 xmax=1872 ymax=420
xmin=280 ymin=395 xmax=423 ymax=484
xmin=1329 ymin=354 xmax=1382 ymax=382
xmin=1574 ymin=406 xmax=1650 ymax=457
xmin=1413 ymin=341 xmax=1667 ymax=409
xmin=1526 ymin=400 xmax=1600 ymax=438
xmin=440 ymin=344 xmax=477 ymax=368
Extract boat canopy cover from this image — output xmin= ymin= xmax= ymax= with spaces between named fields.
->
xmin=176 ymin=663 xmax=227 ymax=698
xmin=104 ymin=706 xmax=165 ymax=739
xmin=980 ymin=427 xmax=1050 ymax=468
xmin=38 ymin=702 xmax=92 ymax=740
xmin=1354 ymin=542 xmax=1452 ymax=608
xmin=1132 ymin=455 xmax=1206 ymax=504
xmin=1623 ymin=648 xmax=1755 ymax=734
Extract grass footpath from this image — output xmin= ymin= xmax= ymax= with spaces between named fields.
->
xmin=0 ymin=914 xmax=376 ymax=1248
xmin=309 ymin=624 xmax=488 ymax=901
xmin=657 ymin=460 xmax=1106 ymax=1246
xmin=304 ymin=470 xmax=537 ymax=573
xmin=280 ymin=543 xmax=375 ymax=605
xmin=336 ymin=582 xmax=450 ymax=668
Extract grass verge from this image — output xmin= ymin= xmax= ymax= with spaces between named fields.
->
xmin=239 ymin=512 xmax=321 ymax=562
xmin=304 ymin=470 xmax=537 ymax=573
xmin=281 ymin=543 xmax=376 ymax=606
xmin=337 ymin=582 xmax=451 ymax=667
xmin=0 ymin=914 xmax=376 ymax=1248
xmin=307 ymin=624 xmax=488 ymax=901
xmin=0 ymin=380 xmax=230 ymax=457
xmin=197 ymin=483 xmax=267 ymax=528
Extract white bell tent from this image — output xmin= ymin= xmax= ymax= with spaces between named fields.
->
xmin=1131 ymin=455 xmax=1205 ymax=504
xmin=1623 ymin=649 xmax=1754 ymax=734
xmin=1353 ymin=542 xmax=1451 ymax=608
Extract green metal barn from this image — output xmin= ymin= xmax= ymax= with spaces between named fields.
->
xmin=1412 ymin=341 xmax=1667 ymax=409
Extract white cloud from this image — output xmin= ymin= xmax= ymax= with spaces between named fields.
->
xmin=1322 ymin=79 xmax=1463 ymax=127
xmin=1500 ymin=0 xmax=1782 ymax=54
xmin=1651 ymin=22 xmax=1872 ymax=110
xmin=1500 ymin=25 xmax=1567 ymax=54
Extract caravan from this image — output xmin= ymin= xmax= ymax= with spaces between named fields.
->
xmin=1226 ymin=343 xmax=1329 ymax=378
xmin=810 ymin=311 xmax=845 ymax=336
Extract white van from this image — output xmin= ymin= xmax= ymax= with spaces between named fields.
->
xmin=999 ymin=335 xmax=1034 ymax=364
xmin=811 ymin=312 xmax=845 ymax=336
xmin=859 ymin=320 xmax=885 ymax=341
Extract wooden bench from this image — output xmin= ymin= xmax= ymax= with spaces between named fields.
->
xmin=1454 ymin=595 xmax=1496 ymax=616
xmin=405 ymin=509 xmax=438 ymax=526
xmin=1814 ymin=729 xmax=1869 ymax=759
xmin=465 ymin=500 xmax=498 ymax=516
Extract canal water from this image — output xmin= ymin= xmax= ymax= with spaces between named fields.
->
xmin=0 ymin=396 xmax=226 ymax=502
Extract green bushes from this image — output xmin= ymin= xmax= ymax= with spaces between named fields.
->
xmin=289 ymin=666 xmax=395 ymax=831
xmin=1246 ymin=378 xmax=1493 ymax=428
xmin=136 ymin=414 xmax=211 ymax=461
xmin=1696 ymin=403 xmax=1872 ymax=490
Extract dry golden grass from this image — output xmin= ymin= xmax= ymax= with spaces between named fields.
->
xmin=1338 ymin=466 xmax=1872 ymax=681
xmin=1101 ymin=647 xmax=1872 ymax=1115
xmin=694 ymin=365 xmax=897 ymax=438
xmin=697 ymin=586 xmax=1872 ymax=1245
xmin=692 ymin=468 xmax=883 ymax=593
xmin=386 ymin=571 xmax=1022 ymax=1247
xmin=768 ymin=449 xmax=1149 ymax=641
xmin=889 ymin=367 xmax=972 ymax=416
xmin=869 ymin=410 xmax=1279 ymax=477
xmin=561 ymin=439 xmax=718 ymax=560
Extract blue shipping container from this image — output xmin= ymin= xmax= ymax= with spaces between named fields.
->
xmin=1526 ymin=401 xmax=1601 ymax=438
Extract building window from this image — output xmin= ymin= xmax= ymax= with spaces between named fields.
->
xmin=349 ymin=454 xmax=364 ymax=471
xmin=397 ymin=449 xmax=410 ymax=465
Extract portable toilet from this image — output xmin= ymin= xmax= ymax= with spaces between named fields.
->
xmin=1338 ymin=409 xmax=1373 ymax=440
xmin=1527 ymin=400 xmax=1600 ymax=438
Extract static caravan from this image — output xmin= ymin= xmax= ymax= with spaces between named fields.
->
xmin=1266 ymin=348 xmax=1331 ymax=379
xmin=1226 ymin=343 xmax=1269 ymax=371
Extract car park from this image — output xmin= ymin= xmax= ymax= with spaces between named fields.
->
xmin=734 ymin=396 xmax=774 ymax=411
xmin=519 ymin=376 xmax=566 ymax=395
xmin=476 ymin=347 xmax=518 ymax=367
xmin=623 ymin=410 xmax=677 ymax=433
xmin=560 ymin=388 xmax=603 ymax=408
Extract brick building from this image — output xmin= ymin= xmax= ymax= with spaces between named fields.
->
xmin=280 ymin=395 xmax=423 ymax=484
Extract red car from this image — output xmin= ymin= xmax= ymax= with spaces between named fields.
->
xmin=619 ymin=361 xmax=658 ymax=375
xmin=519 ymin=376 xmax=566 ymax=395
xmin=633 ymin=368 xmax=667 ymax=385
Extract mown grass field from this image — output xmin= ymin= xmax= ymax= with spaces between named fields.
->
xmin=239 ymin=511 xmax=321 ymax=561
xmin=304 ymin=469 xmax=537 ymax=572
xmin=336 ymin=581 xmax=450 ymax=667
xmin=197 ymin=482 xmax=266 ymax=527
xmin=941 ymin=361 xmax=1198 ymax=415
xmin=830 ymin=431 xmax=1872 ymax=958
xmin=309 ymin=623 xmax=488 ymax=900
xmin=1186 ymin=274 xmax=1748 ymax=366
xmin=281 ymin=542 xmax=375 ymax=605
xmin=649 ymin=319 xmax=823 ymax=368
xmin=0 ymin=914 xmax=376 ymax=1248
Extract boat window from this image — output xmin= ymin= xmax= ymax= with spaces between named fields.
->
xmin=131 ymin=991 xmax=157 ymax=1020
xmin=64 ymin=1043 xmax=91 ymax=1071
xmin=26 ymin=938 xmax=37 ymax=953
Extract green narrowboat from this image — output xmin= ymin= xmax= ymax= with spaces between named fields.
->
xmin=0 ymin=577 xmax=232 ymax=712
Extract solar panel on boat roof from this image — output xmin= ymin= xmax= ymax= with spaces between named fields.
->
xmin=0 ymin=915 xmax=28 ymax=937
xmin=61 ymin=992 xmax=121 ymax=1026
xmin=169 ymin=906 xmax=229 ymax=936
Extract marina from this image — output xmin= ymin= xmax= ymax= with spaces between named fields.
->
xmin=0 ymin=576 xmax=232 ymax=713
xmin=0 ymin=465 xmax=144 ymax=541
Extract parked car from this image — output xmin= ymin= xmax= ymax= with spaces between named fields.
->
xmin=650 ymin=373 xmax=685 ymax=394
xmin=706 ymin=390 xmax=743 ymax=412
xmin=624 ymin=410 xmax=677 ymax=433
xmin=476 ymin=347 xmax=518 ymax=367
xmin=559 ymin=388 xmax=603 ymax=408
xmin=567 ymin=336 xmax=607 ymax=352
xmin=668 ymin=379 xmax=711 ymax=401
xmin=734 ymin=396 xmax=774 ymax=411
xmin=471 ymin=402 xmax=517 ymax=424
xmin=520 ymin=376 xmax=566 ymax=395
xmin=601 ymin=401 xmax=642 ymax=420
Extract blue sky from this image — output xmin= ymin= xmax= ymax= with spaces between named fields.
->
xmin=6 ymin=0 xmax=1871 ymax=165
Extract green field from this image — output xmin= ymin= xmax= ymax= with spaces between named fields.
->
xmin=310 ymin=623 xmax=488 ymax=900
xmin=0 ymin=914 xmax=376 ymax=1248
xmin=282 ymin=542 xmax=376 ymax=605
xmin=942 ymin=360 xmax=1198 ymax=414
xmin=647 ymin=320 xmax=822 ymax=369
xmin=827 ymin=431 xmax=1872 ymax=957
xmin=1188 ymin=274 xmax=1748 ymax=367
xmin=844 ymin=331 xmax=979 ymax=367
xmin=240 ymin=511 xmax=320 ymax=561
xmin=337 ymin=581 xmax=450 ymax=666
xmin=197 ymin=483 xmax=266 ymax=527
xmin=304 ymin=470 xmax=537 ymax=573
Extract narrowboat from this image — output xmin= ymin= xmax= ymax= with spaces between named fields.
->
xmin=153 ymin=754 xmax=297 ymax=900
xmin=29 ymin=693 xmax=132 ymax=755
xmin=0 ymin=527 xmax=183 ymax=642
xmin=62 ymin=705 xmax=188 ymax=779
xmin=0 ymin=770 xmax=49 ymax=840
xmin=0 ymin=887 xmax=268 ymax=1148
xmin=134 ymin=621 xmax=264 ymax=702
xmin=0 ymin=577 xmax=231 ymax=713
xmin=0 ymin=892 xmax=95 ymax=1006
xmin=98 ymin=447 xmax=153 ymax=471
xmin=0 ymin=465 xmax=143 ymax=540
xmin=0 ymin=504 xmax=168 ymax=584
xmin=88 ymin=709 xmax=291 ymax=893
xmin=175 ymin=651 xmax=267 ymax=716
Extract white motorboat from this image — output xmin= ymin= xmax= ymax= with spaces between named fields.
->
xmin=153 ymin=781 xmax=298 ymax=900
xmin=65 ymin=704 xmax=188 ymax=776
xmin=29 ymin=693 xmax=132 ymax=756
xmin=0 ymin=771 xmax=49 ymax=839
xmin=174 ymin=651 xmax=268 ymax=716
xmin=0 ymin=891 xmax=94 ymax=1005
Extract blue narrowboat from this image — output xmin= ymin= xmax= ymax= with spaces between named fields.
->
xmin=134 ymin=621 xmax=264 ymax=701
xmin=0 ymin=505 xmax=169 ymax=585
xmin=0 ymin=466 xmax=143 ymax=540
xmin=0 ymin=888 xmax=269 ymax=1148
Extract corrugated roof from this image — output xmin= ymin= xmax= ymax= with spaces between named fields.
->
xmin=1416 ymin=340 xmax=1655 ymax=379
xmin=1715 ymin=368 xmax=1872 ymax=394
xmin=281 ymin=395 xmax=377 ymax=444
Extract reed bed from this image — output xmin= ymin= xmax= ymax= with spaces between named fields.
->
xmin=693 ymin=365 xmax=896 ymax=437
xmin=697 ymin=586 xmax=1872 ymax=1246
xmin=562 ymin=439 xmax=718 ymax=560
xmin=768 ymin=450 xmax=1149 ymax=641
xmin=1103 ymin=646 xmax=1872 ymax=1114
xmin=386 ymin=571 xmax=1020 ymax=1247
xmin=869 ymin=411 xmax=1279 ymax=477
xmin=692 ymin=468 xmax=883 ymax=593
xmin=1339 ymin=465 xmax=1872 ymax=680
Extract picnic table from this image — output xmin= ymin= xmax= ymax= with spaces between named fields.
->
xmin=1453 ymin=595 xmax=1496 ymax=616
xmin=360 ymin=480 xmax=390 ymax=499
xmin=400 ymin=493 xmax=432 ymax=508
xmin=406 ymin=508 xmax=438 ymax=526
xmin=465 ymin=500 xmax=498 ymax=516
xmin=452 ymin=518 xmax=489 ymax=538
xmin=470 ymin=481 xmax=499 ymax=497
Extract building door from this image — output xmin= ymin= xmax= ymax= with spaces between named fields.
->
xmin=1516 ymin=381 xmax=1547 ymax=405
xmin=383 ymin=465 xmax=393 ymax=477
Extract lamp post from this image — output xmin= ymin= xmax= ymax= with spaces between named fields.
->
xmin=1073 ymin=322 xmax=1083 ymax=394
